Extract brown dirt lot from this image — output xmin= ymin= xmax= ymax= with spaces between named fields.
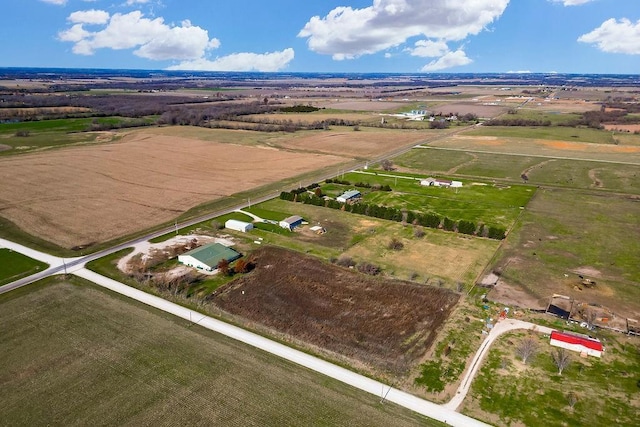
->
xmin=0 ymin=129 xmax=346 ymax=248
xmin=211 ymin=246 xmax=460 ymax=376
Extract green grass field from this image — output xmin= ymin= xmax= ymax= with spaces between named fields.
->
xmin=465 ymin=125 xmax=617 ymax=145
xmin=0 ymin=248 xmax=48 ymax=285
xmin=328 ymin=171 xmax=534 ymax=229
xmin=0 ymin=279 xmax=438 ymax=426
xmin=464 ymin=331 xmax=639 ymax=426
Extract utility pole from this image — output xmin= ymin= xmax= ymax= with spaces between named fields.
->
xmin=175 ymin=219 xmax=178 ymax=235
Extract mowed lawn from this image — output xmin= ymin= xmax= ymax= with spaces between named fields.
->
xmin=0 ymin=248 xmax=48 ymax=285
xmin=0 ymin=280 xmax=437 ymax=427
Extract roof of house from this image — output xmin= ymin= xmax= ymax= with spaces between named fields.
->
xmin=281 ymin=215 xmax=303 ymax=225
xmin=225 ymin=219 xmax=253 ymax=228
xmin=550 ymin=331 xmax=603 ymax=351
xmin=339 ymin=189 xmax=361 ymax=199
xmin=181 ymin=243 xmax=240 ymax=268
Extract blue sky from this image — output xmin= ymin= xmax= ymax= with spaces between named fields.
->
xmin=0 ymin=0 xmax=639 ymax=73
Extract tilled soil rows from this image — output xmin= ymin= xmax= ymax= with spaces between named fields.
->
xmin=213 ymin=246 xmax=459 ymax=375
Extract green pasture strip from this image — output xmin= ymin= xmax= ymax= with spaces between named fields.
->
xmin=0 ymin=248 xmax=48 ymax=285
xmin=464 ymin=125 xmax=616 ymax=144
xmin=0 ymin=116 xmax=155 ymax=153
xmin=466 ymin=332 xmax=639 ymax=426
xmin=493 ymin=109 xmax=583 ymax=125
xmin=0 ymin=278 xmax=438 ymax=427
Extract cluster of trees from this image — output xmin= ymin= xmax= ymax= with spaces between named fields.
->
xmin=324 ymin=178 xmax=392 ymax=191
xmin=278 ymin=105 xmax=321 ymax=113
xmin=278 ymin=190 xmax=507 ymax=240
xmin=216 ymin=258 xmax=254 ymax=276
xmin=484 ymin=118 xmax=553 ymax=127
xmin=331 ymin=255 xmax=381 ymax=276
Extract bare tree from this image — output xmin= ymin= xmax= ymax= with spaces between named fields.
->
xmin=552 ymin=348 xmax=571 ymax=375
xmin=515 ymin=337 xmax=538 ymax=364
xmin=380 ymin=159 xmax=394 ymax=171
xmin=567 ymin=392 xmax=578 ymax=409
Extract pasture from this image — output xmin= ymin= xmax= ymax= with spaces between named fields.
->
xmin=490 ymin=188 xmax=640 ymax=319
xmin=0 ymin=248 xmax=48 ymax=285
xmin=0 ymin=279 xmax=436 ymax=426
xmin=396 ymin=148 xmax=640 ymax=194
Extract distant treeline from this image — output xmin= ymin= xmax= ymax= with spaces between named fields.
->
xmin=279 ymin=185 xmax=506 ymax=240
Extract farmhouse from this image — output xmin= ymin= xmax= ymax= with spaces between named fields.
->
xmin=178 ymin=243 xmax=240 ymax=272
xmin=549 ymin=330 xmax=603 ymax=358
xmin=336 ymin=189 xmax=361 ymax=203
xmin=225 ymin=219 xmax=254 ymax=233
xmin=279 ymin=215 xmax=304 ymax=231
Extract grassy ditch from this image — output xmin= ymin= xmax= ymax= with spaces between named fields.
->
xmin=0 ymin=248 xmax=48 ymax=285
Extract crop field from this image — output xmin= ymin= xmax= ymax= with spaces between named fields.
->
xmin=0 ymin=128 xmax=346 ymax=249
xmin=489 ymin=188 xmax=640 ymax=319
xmin=463 ymin=330 xmax=640 ymax=426
xmin=270 ymin=126 xmax=434 ymax=158
xmin=212 ymin=246 xmax=460 ymax=377
xmin=0 ymin=279 xmax=437 ymax=426
xmin=0 ymin=248 xmax=48 ymax=285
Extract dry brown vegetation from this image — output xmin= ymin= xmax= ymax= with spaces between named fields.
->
xmin=0 ymin=129 xmax=346 ymax=248
xmin=211 ymin=246 xmax=460 ymax=376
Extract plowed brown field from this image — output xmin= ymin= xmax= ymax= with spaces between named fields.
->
xmin=212 ymin=246 xmax=459 ymax=376
xmin=0 ymin=130 xmax=345 ymax=248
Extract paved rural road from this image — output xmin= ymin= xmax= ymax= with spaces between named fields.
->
xmin=444 ymin=319 xmax=554 ymax=411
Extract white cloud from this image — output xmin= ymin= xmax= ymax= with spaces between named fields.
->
xmin=578 ymin=18 xmax=640 ymax=54
xmin=507 ymin=70 xmax=532 ymax=74
xmin=167 ymin=48 xmax=295 ymax=72
xmin=420 ymin=49 xmax=471 ymax=71
xmin=126 ymin=0 xmax=151 ymax=4
xmin=298 ymin=0 xmax=509 ymax=60
xmin=41 ymin=0 xmax=67 ymax=5
xmin=59 ymin=11 xmax=219 ymax=60
xmin=550 ymin=0 xmax=594 ymax=6
xmin=68 ymin=10 xmax=110 ymax=25
xmin=409 ymin=40 xmax=449 ymax=57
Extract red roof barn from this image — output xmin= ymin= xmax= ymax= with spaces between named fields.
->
xmin=549 ymin=331 xmax=603 ymax=358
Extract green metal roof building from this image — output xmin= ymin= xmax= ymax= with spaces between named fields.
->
xmin=177 ymin=243 xmax=241 ymax=272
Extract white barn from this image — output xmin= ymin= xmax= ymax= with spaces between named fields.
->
xmin=225 ymin=219 xmax=253 ymax=232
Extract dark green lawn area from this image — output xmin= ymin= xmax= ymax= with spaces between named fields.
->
xmin=0 ymin=278 xmax=438 ymax=426
xmin=0 ymin=248 xmax=48 ymax=285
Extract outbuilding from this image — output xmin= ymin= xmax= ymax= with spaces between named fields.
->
xmin=225 ymin=219 xmax=254 ymax=233
xmin=178 ymin=243 xmax=240 ymax=272
xmin=549 ymin=330 xmax=603 ymax=358
xmin=336 ymin=189 xmax=361 ymax=203
xmin=279 ymin=215 xmax=304 ymax=231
